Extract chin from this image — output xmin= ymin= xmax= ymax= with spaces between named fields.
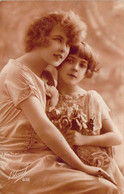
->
xmin=65 ymin=81 xmax=77 ymax=86
xmin=52 ymin=62 xmax=60 ymax=67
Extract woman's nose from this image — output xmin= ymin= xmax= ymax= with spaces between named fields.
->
xmin=60 ymin=42 xmax=68 ymax=53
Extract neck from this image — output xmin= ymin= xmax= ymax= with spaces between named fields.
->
xmin=57 ymin=81 xmax=82 ymax=96
xmin=16 ymin=50 xmax=48 ymax=77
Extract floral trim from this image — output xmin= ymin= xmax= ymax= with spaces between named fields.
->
xmin=76 ymin=146 xmax=110 ymax=169
xmin=45 ymin=84 xmax=59 ymax=112
xmin=47 ymin=103 xmax=92 ymax=135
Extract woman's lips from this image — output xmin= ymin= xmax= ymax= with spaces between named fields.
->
xmin=67 ymin=74 xmax=77 ymax=78
xmin=53 ymin=54 xmax=63 ymax=60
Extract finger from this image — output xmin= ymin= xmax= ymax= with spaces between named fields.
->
xmin=66 ymin=130 xmax=75 ymax=134
xmin=66 ymin=137 xmax=75 ymax=146
xmin=67 ymin=139 xmax=74 ymax=145
xmin=66 ymin=135 xmax=75 ymax=142
xmin=66 ymin=134 xmax=74 ymax=140
xmin=65 ymin=136 xmax=73 ymax=143
xmin=67 ymin=141 xmax=74 ymax=147
xmin=66 ymin=132 xmax=75 ymax=138
xmin=98 ymin=170 xmax=117 ymax=186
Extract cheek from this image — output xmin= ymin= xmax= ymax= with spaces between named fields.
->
xmin=58 ymin=66 xmax=67 ymax=76
xmin=65 ymin=47 xmax=70 ymax=56
xmin=58 ymin=71 xmax=65 ymax=80
xmin=60 ymin=63 xmax=68 ymax=70
xmin=79 ymin=70 xmax=85 ymax=80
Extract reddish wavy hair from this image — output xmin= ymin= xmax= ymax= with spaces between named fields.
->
xmin=24 ymin=11 xmax=87 ymax=52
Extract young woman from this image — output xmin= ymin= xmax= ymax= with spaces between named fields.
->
xmin=47 ymin=42 xmax=124 ymax=193
xmin=0 ymin=11 xmax=118 ymax=193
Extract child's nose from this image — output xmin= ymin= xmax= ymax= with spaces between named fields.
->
xmin=73 ymin=63 xmax=79 ymax=71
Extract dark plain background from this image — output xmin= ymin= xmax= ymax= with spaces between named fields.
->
xmin=0 ymin=0 xmax=124 ymax=173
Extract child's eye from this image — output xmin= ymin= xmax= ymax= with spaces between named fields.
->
xmin=80 ymin=63 xmax=87 ymax=68
xmin=66 ymin=41 xmax=70 ymax=47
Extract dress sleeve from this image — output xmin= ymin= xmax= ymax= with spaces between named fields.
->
xmin=88 ymin=90 xmax=110 ymax=134
xmin=5 ymin=65 xmax=41 ymax=108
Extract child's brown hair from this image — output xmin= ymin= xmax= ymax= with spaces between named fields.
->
xmin=69 ymin=42 xmax=100 ymax=78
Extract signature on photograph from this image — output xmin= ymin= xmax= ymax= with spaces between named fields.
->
xmin=8 ymin=166 xmax=30 ymax=183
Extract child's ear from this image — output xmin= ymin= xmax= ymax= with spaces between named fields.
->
xmin=85 ymin=69 xmax=92 ymax=78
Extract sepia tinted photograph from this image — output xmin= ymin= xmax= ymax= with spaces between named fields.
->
xmin=0 ymin=0 xmax=124 ymax=193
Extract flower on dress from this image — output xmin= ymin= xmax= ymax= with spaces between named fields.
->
xmin=60 ymin=117 xmax=72 ymax=129
xmin=76 ymin=146 xmax=110 ymax=169
xmin=47 ymin=103 xmax=90 ymax=135
xmin=45 ymin=84 xmax=59 ymax=112
xmin=87 ymin=152 xmax=110 ymax=168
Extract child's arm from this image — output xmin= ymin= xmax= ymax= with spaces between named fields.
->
xmin=83 ymin=116 xmax=122 ymax=147
xmin=65 ymin=116 xmax=122 ymax=147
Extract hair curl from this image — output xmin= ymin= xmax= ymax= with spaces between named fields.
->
xmin=68 ymin=42 xmax=100 ymax=78
xmin=24 ymin=11 xmax=87 ymax=52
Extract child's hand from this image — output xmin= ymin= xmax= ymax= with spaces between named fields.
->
xmin=65 ymin=130 xmax=84 ymax=146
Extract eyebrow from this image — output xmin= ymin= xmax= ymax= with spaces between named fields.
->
xmin=53 ymin=35 xmax=63 ymax=39
xmin=80 ymin=59 xmax=88 ymax=67
xmin=68 ymin=56 xmax=88 ymax=66
xmin=68 ymin=56 xmax=75 ymax=60
xmin=81 ymin=59 xmax=88 ymax=63
xmin=68 ymin=56 xmax=88 ymax=62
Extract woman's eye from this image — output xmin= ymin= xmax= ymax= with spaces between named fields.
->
xmin=53 ymin=38 xmax=61 ymax=42
xmin=66 ymin=59 xmax=74 ymax=63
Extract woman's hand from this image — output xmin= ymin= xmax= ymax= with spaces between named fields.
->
xmin=65 ymin=130 xmax=84 ymax=146
xmin=84 ymin=165 xmax=117 ymax=186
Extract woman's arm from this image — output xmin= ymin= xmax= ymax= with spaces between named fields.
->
xmin=19 ymin=95 xmax=116 ymax=183
xmin=66 ymin=116 xmax=122 ymax=147
xmin=19 ymin=95 xmax=87 ymax=171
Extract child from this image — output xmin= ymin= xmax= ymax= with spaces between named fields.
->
xmin=47 ymin=42 xmax=124 ymax=193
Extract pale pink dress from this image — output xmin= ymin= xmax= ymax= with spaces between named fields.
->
xmin=47 ymin=91 xmax=124 ymax=194
xmin=0 ymin=59 xmax=120 ymax=194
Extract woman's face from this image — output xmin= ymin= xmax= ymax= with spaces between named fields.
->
xmin=40 ymin=25 xmax=70 ymax=67
xmin=58 ymin=54 xmax=88 ymax=85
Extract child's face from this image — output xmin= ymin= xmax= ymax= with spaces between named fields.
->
xmin=58 ymin=54 xmax=88 ymax=85
xmin=39 ymin=24 xmax=70 ymax=67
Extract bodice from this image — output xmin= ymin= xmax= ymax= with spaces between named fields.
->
xmin=46 ymin=91 xmax=111 ymax=169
